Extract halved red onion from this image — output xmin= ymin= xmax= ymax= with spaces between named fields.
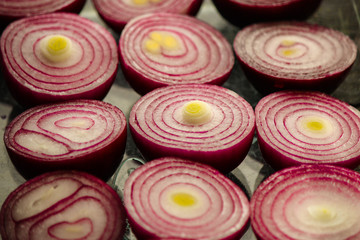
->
xmin=233 ymin=21 xmax=357 ymax=94
xmin=0 ymin=0 xmax=86 ymax=28
xmin=119 ymin=13 xmax=234 ymax=95
xmin=0 ymin=170 xmax=126 ymax=240
xmin=255 ymin=91 xmax=360 ymax=170
xmin=4 ymin=99 xmax=127 ymax=180
xmin=92 ymin=0 xmax=203 ymax=32
xmin=123 ymin=157 xmax=250 ymax=239
xmin=129 ymin=84 xmax=255 ymax=173
xmin=212 ymin=0 xmax=322 ymax=27
xmin=0 ymin=13 xmax=118 ymax=107
xmin=251 ymin=164 xmax=360 ymax=240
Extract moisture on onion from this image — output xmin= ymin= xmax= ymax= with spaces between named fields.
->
xmin=92 ymin=0 xmax=203 ymax=32
xmin=123 ymin=157 xmax=250 ymax=240
xmin=233 ymin=21 xmax=357 ymax=94
xmin=0 ymin=170 xmax=126 ymax=240
xmin=119 ymin=12 xmax=234 ymax=95
xmin=255 ymin=90 xmax=360 ymax=170
xmin=4 ymin=99 xmax=127 ymax=180
xmin=129 ymin=84 xmax=255 ymax=173
xmin=212 ymin=0 xmax=322 ymax=27
xmin=0 ymin=12 xmax=119 ymax=107
xmin=251 ymin=164 xmax=360 ymax=240
xmin=0 ymin=0 xmax=86 ymax=29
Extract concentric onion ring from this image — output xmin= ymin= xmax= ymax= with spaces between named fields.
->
xmin=119 ymin=13 xmax=234 ymax=95
xmin=4 ymin=99 xmax=127 ymax=180
xmin=233 ymin=21 xmax=357 ymax=94
xmin=212 ymin=0 xmax=322 ymax=27
xmin=129 ymin=84 xmax=255 ymax=173
xmin=124 ymin=157 xmax=250 ymax=240
xmin=251 ymin=164 xmax=360 ymax=240
xmin=255 ymin=91 xmax=360 ymax=169
xmin=0 ymin=13 xmax=118 ymax=107
xmin=0 ymin=171 xmax=126 ymax=240
xmin=92 ymin=0 xmax=203 ymax=32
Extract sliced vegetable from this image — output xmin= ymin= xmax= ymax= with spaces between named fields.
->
xmin=255 ymin=91 xmax=360 ymax=170
xmin=0 ymin=171 xmax=126 ymax=240
xmin=233 ymin=21 xmax=357 ymax=94
xmin=0 ymin=13 xmax=118 ymax=107
xmin=129 ymin=84 xmax=255 ymax=173
xmin=4 ymin=99 xmax=127 ymax=180
xmin=124 ymin=157 xmax=250 ymax=239
xmin=251 ymin=164 xmax=360 ymax=240
xmin=119 ymin=13 xmax=234 ymax=95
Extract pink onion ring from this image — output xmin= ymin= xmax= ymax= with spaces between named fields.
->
xmin=212 ymin=0 xmax=322 ymax=27
xmin=0 ymin=171 xmax=126 ymax=240
xmin=255 ymin=90 xmax=360 ymax=170
xmin=0 ymin=13 xmax=118 ymax=107
xmin=129 ymin=84 xmax=255 ymax=173
xmin=119 ymin=13 xmax=234 ymax=95
xmin=251 ymin=164 xmax=360 ymax=240
xmin=92 ymin=0 xmax=203 ymax=32
xmin=4 ymin=99 xmax=127 ymax=180
xmin=123 ymin=157 xmax=250 ymax=240
xmin=233 ymin=21 xmax=357 ymax=94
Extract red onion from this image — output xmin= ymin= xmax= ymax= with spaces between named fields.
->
xmin=0 ymin=13 xmax=118 ymax=107
xmin=0 ymin=170 xmax=126 ymax=240
xmin=4 ymin=99 xmax=127 ymax=180
xmin=255 ymin=90 xmax=360 ymax=170
xmin=129 ymin=84 xmax=255 ymax=173
xmin=92 ymin=0 xmax=203 ymax=32
xmin=0 ymin=0 xmax=86 ymax=28
xmin=233 ymin=21 xmax=357 ymax=94
xmin=212 ymin=0 xmax=322 ymax=27
xmin=119 ymin=13 xmax=234 ymax=95
xmin=250 ymin=164 xmax=360 ymax=240
xmin=123 ymin=157 xmax=250 ymax=240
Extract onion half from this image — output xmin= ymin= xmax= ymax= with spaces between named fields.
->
xmin=250 ymin=164 xmax=360 ymax=240
xmin=0 ymin=13 xmax=118 ymax=107
xmin=0 ymin=0 xmax=86 ymax=28
xmin=255 ymin=91 xmax=360 ymax=170
xmin=119 ymin=13 xmax=234 ymax=95
xmin=92 ymin=0 xmax=203 ymax=32
xmin=129 ymin=84 xmax=255 ymax=173
xmin=212 ymin=0 xmax=322 ymax=27
xmin=0 ymin=171 xmax=126 ymax=240
xmin=123 ymin=157 xmax=250 ymax=240
xmin=233 ymin=21 xmax=357 ymax=94
xmin=4 ymin=99 xmax=127 ymax=180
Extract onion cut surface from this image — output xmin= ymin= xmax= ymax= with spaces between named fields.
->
xmin=123 ymin=157 xmax=250 ymax=240
xmin=92 ymin=0 xmax=203 ymax=32
xmin=129 ymin=84 xmax=255 ymax=173
xmin=0 ymin=171 xmax=126 ymax=240
xmin=250 ymin=164 xmax=360 ymax=240
xmin=233 ymin=21 xmax=357 ymax=94
xmin=0 ymin=13 xmax=119 ymax=107
xmin=212 ymin=0 xmax=322 ymax=27
xmin=4 ymin=99 xmax=127 ymax=180
xmin=119 ymin=13 xmax=234 ymax=95
xmin=255 ymin=91 xmax=360 ymax=170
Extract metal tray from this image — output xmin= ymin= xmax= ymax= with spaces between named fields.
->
xmin=0 ymin=0 xmax=359 ymax=239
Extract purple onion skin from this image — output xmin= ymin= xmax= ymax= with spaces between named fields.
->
xmin=0 ymin=171 xmax=126 ymax=240
xmin=95 ymin=0 xmax=204 ymax=33
xmin=212 ymin=0 xmax=322 ymax=27
xmin=4 ymin=100 xmax=127 ymax=181
xmin=0 ymin=0 xmax=86 ymax=30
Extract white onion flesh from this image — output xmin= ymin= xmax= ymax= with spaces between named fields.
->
xmin=250 ymin=164 xmax=360 ymax=240
xmin=123 ymin=157 xmax=250 ymax=239
xmin=255 ymin=91 xmax=360 ymax=169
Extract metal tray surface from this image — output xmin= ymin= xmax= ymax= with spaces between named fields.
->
xmin=0 ymin=0 xmax=359 ymax=239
